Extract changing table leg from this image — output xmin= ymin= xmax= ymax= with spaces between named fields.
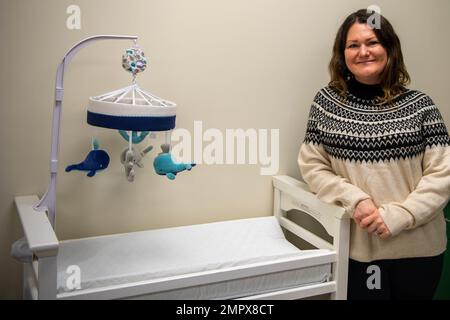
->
xmin=331 ymin=217 xmax=350 ymax=300
xmin=37 ymin=256 xmax=57 ymax=300
xmin=23 ymin=263 xmax=32 ymax=300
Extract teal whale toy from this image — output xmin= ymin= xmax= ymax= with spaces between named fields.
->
xmin=153 ymin=144 xmax=196 ymax=180
xmin=65 ymin=139 xmax=110 ymax=177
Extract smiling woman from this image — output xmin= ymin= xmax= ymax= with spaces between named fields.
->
xmin=344 ymin=23 xmax=388 ymax=85
xmin=298 ymin=9 xmax=450 ymax=300
xmin=329 ymin=9 xmax=410 ymax=103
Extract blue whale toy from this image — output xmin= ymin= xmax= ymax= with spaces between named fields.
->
xmin=65 ymin=139 xmax=110 ymax=177
xmin=153 ymin=144 xmax=196 ymax=180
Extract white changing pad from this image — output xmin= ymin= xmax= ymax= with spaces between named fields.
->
xmin=57 ymin=217 xmax=332 ymax=298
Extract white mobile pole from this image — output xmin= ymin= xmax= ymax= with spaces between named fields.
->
xmin=34 ymin=35 xmax=138 ymax=228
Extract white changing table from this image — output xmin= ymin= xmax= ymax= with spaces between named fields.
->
xmin=15 ymin=176 xmax=350 ymax=300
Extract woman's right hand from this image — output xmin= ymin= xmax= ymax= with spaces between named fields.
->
xmin=353 ymin=198 xmax=378 ymax=226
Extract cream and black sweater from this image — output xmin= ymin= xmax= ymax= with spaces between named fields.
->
xmin=298 ymin=80 xmax=450 ymax=262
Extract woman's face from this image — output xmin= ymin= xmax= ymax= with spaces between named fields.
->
xmin=344 ymin=23 xmax=388 ymax=85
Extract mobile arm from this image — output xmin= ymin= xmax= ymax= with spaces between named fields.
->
xmin=34 ymin=35 xmax=138 ymax=228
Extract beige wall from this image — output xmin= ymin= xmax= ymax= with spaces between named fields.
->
xmin=1 ymin=0 xmax=449 ymax=299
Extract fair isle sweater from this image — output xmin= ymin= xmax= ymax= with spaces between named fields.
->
xmin=298 ymin=80 xmax=450 ymax=262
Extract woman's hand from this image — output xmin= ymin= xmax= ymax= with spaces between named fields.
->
xmin=360 ymin=210 xmax=392 ymax=239
xmin=354 ymin=199 xmax=392 ymax=239
xmin=353 ymin=199 xmax=378 ymax=225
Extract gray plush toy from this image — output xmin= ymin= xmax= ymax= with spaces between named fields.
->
xmin=120 ymin=145 xmax=153 ymax=182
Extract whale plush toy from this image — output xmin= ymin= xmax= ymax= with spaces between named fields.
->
xmin=153 ymin=144 xmax=196 ymax=180
xmin=65 ymin=139 xmax=110 ymax=177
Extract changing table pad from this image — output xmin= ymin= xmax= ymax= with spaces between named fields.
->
xmin=57 ymin=216 xmax=332 ymax=298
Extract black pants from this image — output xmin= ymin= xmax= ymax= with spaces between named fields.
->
xmin=347 ymin=253 xmax=445 ymax=300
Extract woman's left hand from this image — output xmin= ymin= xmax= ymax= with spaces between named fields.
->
xmin=359 ymin=210 xmax=392 ymax=239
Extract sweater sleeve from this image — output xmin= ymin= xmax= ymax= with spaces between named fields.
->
xmin=298 ymin=104 xmax=371 ymax=216
xmin=379 ymin=104 xmax=450 ymax=236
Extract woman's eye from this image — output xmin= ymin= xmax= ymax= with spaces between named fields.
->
xmin=368 ymin=41 xmax=379 ymax=46
xmin=347 ymin=44 xmax=358 ymax=49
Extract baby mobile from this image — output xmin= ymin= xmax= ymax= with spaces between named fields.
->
xmin=65 ymin=41 xmax=196 ymax=181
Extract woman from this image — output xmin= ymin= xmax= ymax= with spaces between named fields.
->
xmin=298 ymin=9 xmax=450 ymax=300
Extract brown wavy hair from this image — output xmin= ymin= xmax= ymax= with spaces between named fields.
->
xmin=329 ymin=9 xmax=410 ymax=103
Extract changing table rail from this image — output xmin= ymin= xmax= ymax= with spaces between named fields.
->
xmin=15 ymin=195 xmax=59 ymax=299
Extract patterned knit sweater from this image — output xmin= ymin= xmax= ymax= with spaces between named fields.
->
xmin=298 ymin=81 xmax=450 ymax=262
